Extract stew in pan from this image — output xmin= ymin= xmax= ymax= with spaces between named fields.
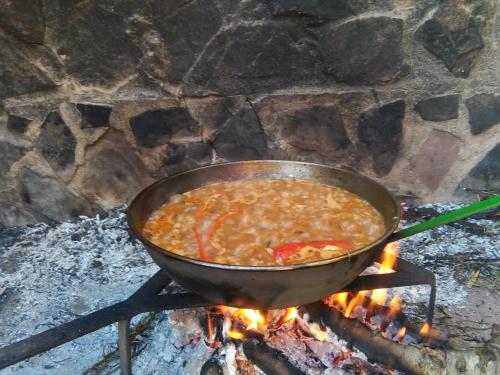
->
xmin=143 ymin=179 xmax=385 ymax=266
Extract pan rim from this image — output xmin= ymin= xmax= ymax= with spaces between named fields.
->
xmin=127 ymin=160 xmax=401 ymax=271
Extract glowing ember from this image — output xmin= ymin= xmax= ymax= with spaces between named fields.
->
xmin=283 ymin=307 xmax=298 ymax=322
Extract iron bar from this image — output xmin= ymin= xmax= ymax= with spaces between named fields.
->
xmin=118 ymin=320 xmax=132 ymax=375
xmin=0 ymin=258 xmax=436 ymax=373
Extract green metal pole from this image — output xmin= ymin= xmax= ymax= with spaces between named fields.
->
xmin=388 ymin=195 xmax=500 ymax=243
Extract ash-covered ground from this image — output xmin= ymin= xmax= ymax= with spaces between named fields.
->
xmin=0 ymin=203 xmax=498 ymax=374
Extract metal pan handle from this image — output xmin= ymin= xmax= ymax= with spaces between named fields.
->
xmin=386 ymin=195 xmax=500 ymax=243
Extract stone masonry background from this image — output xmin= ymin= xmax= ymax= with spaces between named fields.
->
xmin=0 ymin=0 xmax=499 ymax=227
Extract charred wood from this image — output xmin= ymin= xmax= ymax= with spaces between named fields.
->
xmin=200 ymin=359 xmax=223 ymax=375
xmin=305 ymin=302 xmax=499 ymax=375
xmin=242 ymin=338 xmax=306 ymax=375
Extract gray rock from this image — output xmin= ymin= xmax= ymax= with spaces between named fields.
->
xmin=185 ymin=23 xmax=320 ymax=95
xmin=51 ymin=2 xmax=143 ymax=84
xmin=36 ymin=112 xmax=76 ymax=170
xmin=414 ymin=2 xmax=484 ymax=77
xmin=18 ymin=167 xmax=94 ymax=221
xmin=270 ymin=0 xmax=358 ymax=22
xmin=164 ymin=142 xmax=212 ymax=174
xmin=0 ymin=0 xmax=45 ymax=43
xmin=465 ymin=93 xmax=500 ymax=135
xmin=283 ymin=106 xmax=352 ymax=157
xmin=414 ymin=95 xmax=460 ymax=122
xmin=212 ymin=109 xmax=268 ymax=161
xmin=0 ymin=35 xmax=56 ymax=99
xmin=358 ymin=100 xmax=405 ymax=176
xmin=129 ymin=108 xmax=199 ymax=148
xmin=321 ymin=17 xmax=403 ymax=85
xmin=79 ymin=130 xmax=152 ymax=206
xmin=0 ymin=187 xmax=42 ymax=228
xmin=150 ymin=0 xmax=224 ymax=84
xmin=0 ymin=141 xmax=27 ymax=191
xmin=6 ymin=114 xmax=31 ymax=134
xmin=457 ymin=144 xmax=500 ymax=195
xmin=75 ymin=103 xmax=112 ymax=129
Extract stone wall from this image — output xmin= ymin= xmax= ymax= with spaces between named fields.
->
xmin=0 ymin=0 xmax=499 ymax=227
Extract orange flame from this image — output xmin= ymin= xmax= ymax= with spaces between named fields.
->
xmin=344 ymin=290 xmax=367 ymax=317
xmin=397 ymin=326 xmax=406 ymax=338
xmin=420 ymin=322 xmax=431 ymax=336
xmin=233 ymin=309 xmax=265 ymax=331
xmin=207 ymin=311 xmax=214 ymax=339
xmin=326 ymin=242 xmax=403 ymax=331
xmin=328 ymin=292 xmax=348 ymax=311
xmin=369 ymin=242 xmax=400 ymax=308
xmin=380 ymin=242 xmax=399 ymax=272
xmin=387 ymin=296 xmax=401 ymax=319
xmin=283 ymin=307 xmax=298 ymax=322
xmin=228 ymin=330 xmax=244 ymax=340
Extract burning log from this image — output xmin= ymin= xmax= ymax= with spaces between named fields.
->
xmin=200 ymin=359 xmax=223 ymax=375
xmin=305 ymin=302 xmax=499 ymax=375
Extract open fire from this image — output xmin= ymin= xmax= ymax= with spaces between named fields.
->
xmin=203 ymin=242 xmax=436 ymax=373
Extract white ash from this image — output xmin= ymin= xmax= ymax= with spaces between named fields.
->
xmin=394 ymin=203 xmax=499 ymax=307
xmin=0 ymin=203 xmax=498 ymax=374
xmin=0 ymin=208 xmax=158 ymax=374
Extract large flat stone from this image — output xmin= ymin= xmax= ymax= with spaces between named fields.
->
xmin=6 ymin=114 xmax=31 ymax=134
xmin=0 ymin=0 xmax=45 ymax=43
xmin=149 ymin=0 xmax=225 ymax=84
xmin=0 ymin=35 xmax=56 ymax=99
xmin=358 ymin=100 xmax=405 ymax=176
xmin=185 ymin=96 xmax=244 ymax=135
xmin=50 ymin=2 xmax=143 ymax=84
xmin=75 ymin=103 xmax=112 ymax=129
xmin=281 ymin=105 xmax=352 ymax=157
xmin=415 ymin=2 xmax=484 ymax=77
xmin=413 ymin=130 xmax=461 ymax=190
xmin=18 ymin=167 xmax=94 ymax=221
xmin=457 ymin=144 xmax=500 ymax=196
xmin=129 ymin=107 xmax=199 ymax=148
xmin=164 ymin=142 xmax=212 ymax=174
xmin=254 ymin=92 xmax=375 ymax=166
xmin=414 ymin=95 xmax=459 ymax=122
xmin=184 ymin=23 xmax=319 ymax=95
xmin=212 ymin=109 xmax=268 ymax=161
xmin=36 ymin=112 xmax=76 ymax=171
xmin=321 ymin=17 xmax=403 ymax=85
xmin=465 ymin=93 xmax=500 ymax=135
xmin=79 ymin=130 xmax=153 ymax=208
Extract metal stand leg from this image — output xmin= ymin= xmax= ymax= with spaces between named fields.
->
xmin=426 ymin=282 xmax=436 ymax=326
xmin=118 ymin=319 xmax=132 ymax=375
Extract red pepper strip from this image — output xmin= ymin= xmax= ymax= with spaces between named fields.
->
xmin=192 ymin=225 xmax=208 ymax=261
xmin=273 ymin=240 xmax=353 ymax=260
xmin=207 ymin=211 xmax=238 ymax=245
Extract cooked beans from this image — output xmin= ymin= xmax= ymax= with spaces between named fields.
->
xmin=143 ymin=179 xmax=385 ymax=266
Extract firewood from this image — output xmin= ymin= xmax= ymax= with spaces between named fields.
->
xmin=305 ymin=302 xmax=499 ymax=375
